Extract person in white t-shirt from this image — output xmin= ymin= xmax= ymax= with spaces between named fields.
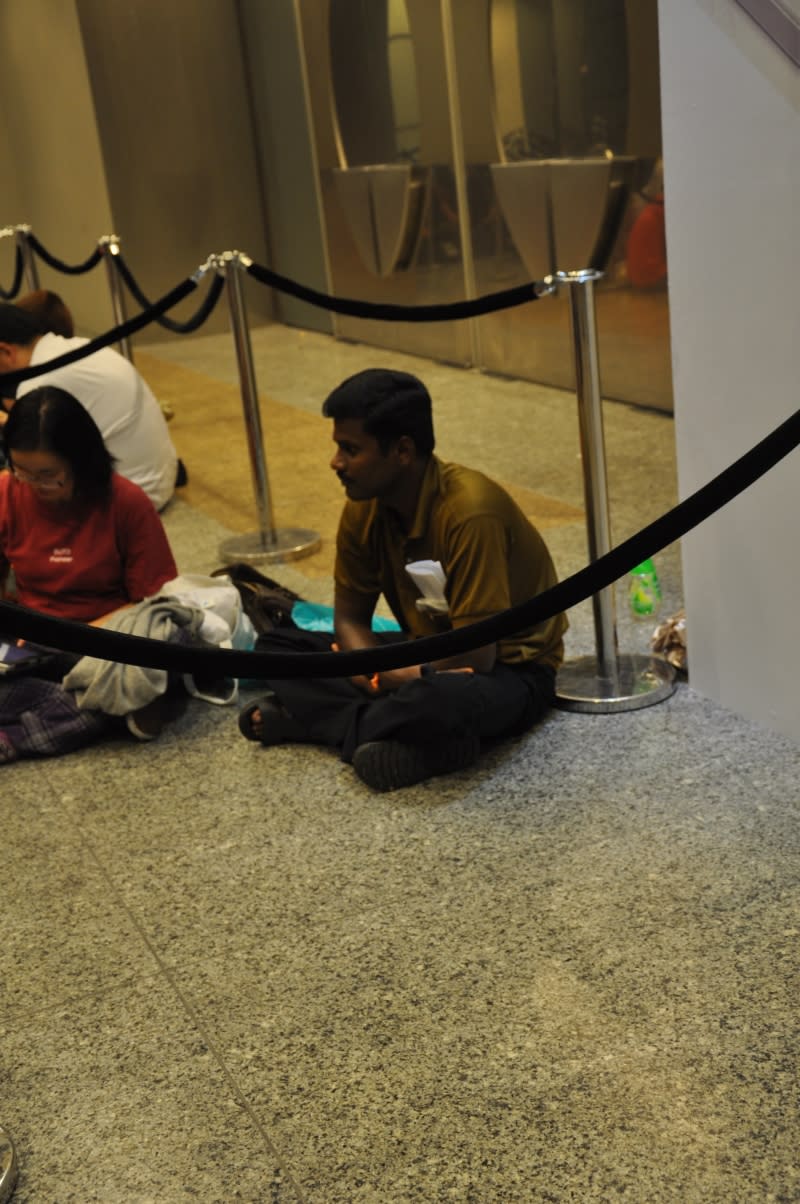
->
xmin=0 ymin=302 xmax=180 ymax=511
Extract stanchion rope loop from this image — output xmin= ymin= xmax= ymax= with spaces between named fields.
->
xmin=112 ymin=251 xmax=226 ymax=334
xmin=0 ymin=246 xmax=24 ymax=301
xmin=26 ymin=231 xmax=103 ymax=276
xmin=246 ymin=258 xmax=550 ymax=322
xmin=0 ymin=248 xmax=551 ymax=392
xmin=0 ymin=275 xmax=199 ymax=395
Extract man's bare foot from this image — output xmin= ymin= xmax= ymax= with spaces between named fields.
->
xmin=238 ymin=696 xmax=312 ymax=746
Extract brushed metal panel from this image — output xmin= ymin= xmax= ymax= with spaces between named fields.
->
xmin=406 ymin=0 xmax=456 ymax=165
xmin=239 ymin=0 xmax=332 ymax=333
xmin=332 ymin=169 xmax=378 ymax=273
xmin=549 ymin=156 xmax=635 ymax=272
xmin=302 ymin=0 xmax=473 ymax=363
xmin=332 ymin=165 xmax=430 ymax=277
xmin=371 ymin=165 xmax=427 ymax=274
xmin=76 ymin=0 xmax=272 ymax=338
xmin=490 ymin=161 xmax=553 ymax=276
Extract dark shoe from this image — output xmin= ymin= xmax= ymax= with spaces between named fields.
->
xmin=238 ymin=696 xmax=312 ymax=746
xmin=352 ymin=735 xmax=480 ymax=792
xmin=175 ymin=459 xmax=188 ymax=487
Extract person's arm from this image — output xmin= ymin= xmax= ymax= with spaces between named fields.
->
xmin=420 ymin=512 xmax=510 ymax=676
xmin=115 ymin=482 xmax=178 ymax=604
xmin=333 ymin=583 xmax=380 ymax=652
xmin=334 ymin=582 xmax=493 ymax=691
xmin=428 ymin=641 xmax=496 ymax=674
xmin=332 ymin=505 xmax=476 ymax=691
xmin=333 ymin=584 xmax=396 ymax=694
xmin=88 ymin=603 xmax=134 ymax=627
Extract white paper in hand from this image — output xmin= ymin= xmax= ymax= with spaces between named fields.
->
xmin=405 ymin=559 xmax=449 ymax=615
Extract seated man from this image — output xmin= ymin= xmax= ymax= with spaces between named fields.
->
xmin=0 ymin=303 xmax=179 ymax=511
xmin=239 ymin=368 xmax=568 ymax=792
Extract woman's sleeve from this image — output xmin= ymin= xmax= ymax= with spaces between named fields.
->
xmin=0 ymin=475 xmax=12 ymax=597
xmin=116 ymin=481 xmax=178 ymax=602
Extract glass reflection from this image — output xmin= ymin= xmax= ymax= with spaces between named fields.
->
xmin=492 ymin=0 xmax=629 ymax=161
xmin=329 ymin=0 xmax=421 ymax=166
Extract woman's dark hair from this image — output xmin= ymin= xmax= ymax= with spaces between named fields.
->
xmin=15 ymin=289 xmax=74 ymax=338
xmin=3 ymin=386 xmax=114 ymax=504
xmin=0 ymin=302 xmax=44 ymax=345
xmin=322 ymin=368 xmax=435 ymax=456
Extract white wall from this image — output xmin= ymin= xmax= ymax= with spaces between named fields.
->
xmin=658 ymin=0 xmax=800 ymax=741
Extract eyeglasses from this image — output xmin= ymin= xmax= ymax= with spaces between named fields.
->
xmin=10 ymin=465 xmax=68 ymax=489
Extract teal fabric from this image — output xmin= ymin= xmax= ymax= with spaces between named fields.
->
xmin=291 ymin=600 xmax=400 ymax=634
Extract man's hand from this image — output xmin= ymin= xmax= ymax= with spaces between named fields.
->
xmin=350 ymin=664 xmax=475 ymax=695
xmin=364 ymin=665 xmax=422 ymax=693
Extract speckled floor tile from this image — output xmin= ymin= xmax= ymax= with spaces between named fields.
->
xmin=0 ymin=787 xmax=158 ymax=1022
xmin=170 ymin=917 xmax=798 ymax=1202
xmin=1 ymin=976 xmax=303 ymax=1203
xmin=4 ymin=329 xmax=798 ymax=1201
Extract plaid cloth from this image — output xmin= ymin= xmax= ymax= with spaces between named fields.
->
xmin=0 ymin=675 xmax=109 ymax=761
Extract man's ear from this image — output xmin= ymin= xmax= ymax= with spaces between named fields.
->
xmin=0 ymin=342 xmax=22 ymax=370
xmin=395 ymin=435 xmax=416 ymax=464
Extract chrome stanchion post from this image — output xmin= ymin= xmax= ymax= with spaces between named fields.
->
xmin=555 ymin=268 xmax=675 ymax=712
xmin=15 ymin=224 xmax=40 ymax=291
xmin=98 ymin=235 xmax=133 ymax=362
xmin=217 ymin=251 xmax=321 ymax=565
xmin=564 ymin=269 xmax=619 ymax=680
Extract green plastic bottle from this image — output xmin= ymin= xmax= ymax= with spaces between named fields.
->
xmin=628 ymin=558 xmax=662 ymax=619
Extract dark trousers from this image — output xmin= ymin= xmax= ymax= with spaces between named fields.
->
xmin=256 ymin=629 xmax=555 ymax=762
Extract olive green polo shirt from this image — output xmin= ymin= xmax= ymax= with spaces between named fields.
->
xmin=335 ymin=456 xmax=567 ymax=668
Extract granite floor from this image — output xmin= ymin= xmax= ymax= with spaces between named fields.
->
xmin=2 ymin=325 xmax=799 ymax=1203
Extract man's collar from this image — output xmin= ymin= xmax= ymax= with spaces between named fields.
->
xmin=405 ymin=455 xmax=441 ymax=540
xmin=367 ymin=456 xmax=441 ymax=538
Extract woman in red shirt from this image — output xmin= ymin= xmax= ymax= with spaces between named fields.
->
xmin=1 ymin=386 xmax=177 ymax=620
xmin=0 ymin=386 xmax=179 ymax=759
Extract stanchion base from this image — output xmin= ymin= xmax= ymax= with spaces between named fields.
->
xmin=555 ymin=653 xmax=676 ymax=714
xmin=0 ymin=1125 xmax=18 ymax=1204
xmin=218 ymin=528 xmax=321 ymax=565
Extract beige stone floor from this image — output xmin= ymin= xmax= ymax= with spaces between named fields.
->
xmin=5 ymin=325 xmax=798 ymax=1203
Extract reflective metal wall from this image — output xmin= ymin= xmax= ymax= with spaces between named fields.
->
xmin=76 ymin=0 xmax=273 ymax=336
xmin=293 ymin=0 xmax=672 ymax=410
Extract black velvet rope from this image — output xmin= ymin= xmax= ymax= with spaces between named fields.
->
xmin=0 ymin=245 xmax=24 ymax=300
xmin=247 ymin=258 xmax=542 ymax=322
xmin=0 ymin=276 xmax=199 ymax=395
xmin=112 ymin=252 xmax=226 ymax=333
xmin=26 ymin=232 xmax=103 ymax=276
xmin=2 ymin=404 xmax=797 ymax=679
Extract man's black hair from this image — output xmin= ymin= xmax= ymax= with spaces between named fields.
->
xmin=0 ymin=302 xmax=44 ymax=344
xmin=322 ymin=368 xmax=435 ymax=456
xmin=4 ymin=385 xmax=114 ymax=505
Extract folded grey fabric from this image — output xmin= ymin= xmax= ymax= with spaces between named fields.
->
xmin=64 ymin=597 xmax=204 ymax=715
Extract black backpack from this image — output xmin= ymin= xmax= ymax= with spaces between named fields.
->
xmin=211 ymin=562 xmax=301 ymax=636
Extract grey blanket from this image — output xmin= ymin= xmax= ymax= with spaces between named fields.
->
xmin=64 ymin=597 xmax=204 ymax=715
